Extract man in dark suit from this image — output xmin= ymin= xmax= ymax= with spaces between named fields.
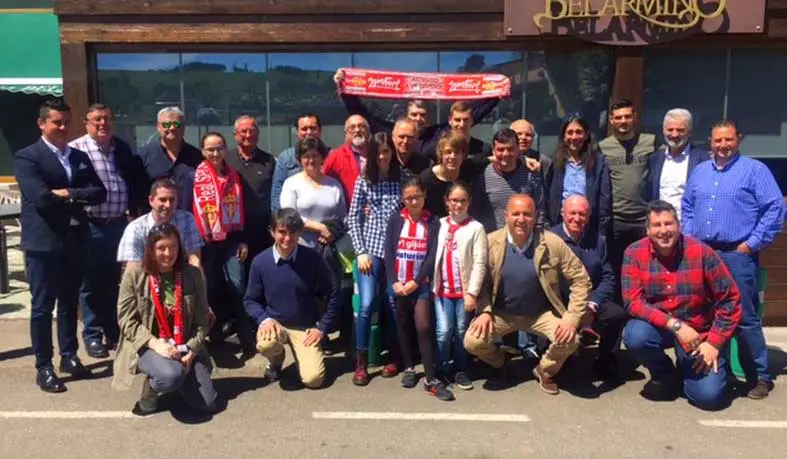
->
xmin=551 ymin=195 xmax=628 ymax=383
xmin=647 ymin=108 xmax=708 ymax=220
xmin=69 ymin=103 xmax=146 ymax=358
xmin=14 ymin=100 xmax=107 ymax=393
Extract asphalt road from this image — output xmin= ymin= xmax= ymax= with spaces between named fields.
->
xmin=1 ymin=319 xmax=786 ymax=459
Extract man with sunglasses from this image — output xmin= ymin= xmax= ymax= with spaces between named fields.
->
xmin=136 ymin=106 xmax=202 ymax=212
xmin=69 ymin=104 xmax=147 ymax=359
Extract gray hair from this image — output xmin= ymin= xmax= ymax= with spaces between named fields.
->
xmin=663 ymin=108 xmax=693 ymax=132
xmin=157 ymin=106 xmax=185 ymax=122
xmin=234 ymin=115 xmax=258 ymax=129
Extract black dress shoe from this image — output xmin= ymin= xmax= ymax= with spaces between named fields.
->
xmin=59 ymin=356 xmax=91 ymax=379
xmin=36 ymin=367 xmax=66 ymax=393
xmin=86 ymin=340 xmax=109 ymax=359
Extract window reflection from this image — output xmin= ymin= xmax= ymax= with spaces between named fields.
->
xmin=643 ymin=51 xmax=727 ymax=149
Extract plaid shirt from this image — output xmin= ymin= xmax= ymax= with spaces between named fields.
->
xmin=347 ymin=176 xmax=401 ymax=259
xmin=621 ymin=235 xmax=742 ymax=348
xmin=117 ymin=210 xmax=204 ymax=262
xmin=69 ymin=134 xmax=128 ymax=219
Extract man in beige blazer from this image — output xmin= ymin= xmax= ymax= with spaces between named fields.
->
xmin=464 ymin=194 xmax=591 ymax=395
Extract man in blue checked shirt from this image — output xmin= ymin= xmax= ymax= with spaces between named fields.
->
xmin=681 ymin=120 xmax=785 ymax=400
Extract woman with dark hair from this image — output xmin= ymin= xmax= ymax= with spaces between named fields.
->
xmin=347 ymin=131 xmax=402 ymax=386
xmin=192 ymin=131 xmax=255 ymax=354
xmin=420 ymin=130 xmax=477 ymax=217
xmin=544 ymin=114 xmax=612 ymax=237
xmin=113 ymin=223 xmax=216 ymax=416
xmin=280 ymin=137 xmax=346 ymax=249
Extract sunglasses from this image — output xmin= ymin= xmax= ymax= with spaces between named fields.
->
xmin=161 ymin=121 xmax=183 ymax=129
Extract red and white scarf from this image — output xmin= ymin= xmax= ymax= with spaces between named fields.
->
xmin=149 ymin=271 xmax=184 ymax=346
xmin=193 ymin=160 xmax=245 ymax=242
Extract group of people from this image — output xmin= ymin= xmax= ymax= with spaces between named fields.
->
xmin=12 ymin=69 xmax=784 ymax=415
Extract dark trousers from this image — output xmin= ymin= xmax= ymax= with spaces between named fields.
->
xmin=591 ymin=300 xmax=628 ymax=366
xmin=26 ymin=231 xmax=87 ymax=369
xmin=79 ymin=218 xmax=126 ymax=345
xmin=203 ymin=239 xmax=255 ymax=348
xmin=610 ymin=220 xmax=647 ymax=301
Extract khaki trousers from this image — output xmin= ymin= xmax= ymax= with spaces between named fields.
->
xmin=464 ymin=310 xmax=579 ymax=376
xmin=257 ymin=322 xmax=326 ymax=388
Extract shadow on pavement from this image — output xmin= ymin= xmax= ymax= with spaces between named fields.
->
xmin=768 ymin=345 xmax=787 ymax=377
xmin=0 ymin=346 xmax=33 ymax=361
xmin=0 ymin=303 xmax=24 ymax=316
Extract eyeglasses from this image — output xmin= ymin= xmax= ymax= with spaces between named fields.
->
xmin=403 ymin=195 xmax=424 ymax=202
xmin=160 ymin=121 xmax=183 ymax=129
xmin=87 ymin=116 xmax=113 ymax=123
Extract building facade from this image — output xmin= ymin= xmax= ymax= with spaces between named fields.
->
xmin=52 ymin=0 xmax=787 ymax=323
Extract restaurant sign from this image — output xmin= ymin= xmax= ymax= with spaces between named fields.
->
xmin=504 ymin=0 xmax=767 ymax=46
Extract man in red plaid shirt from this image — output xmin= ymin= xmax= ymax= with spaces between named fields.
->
xmin=621 ymin=200 xmax=742 ymax=410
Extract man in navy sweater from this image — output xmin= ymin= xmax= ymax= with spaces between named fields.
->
xmin=551 ymin=195 xmax=628 ymax=383
xmin=244 ymin=208 xmax=339 ymax=388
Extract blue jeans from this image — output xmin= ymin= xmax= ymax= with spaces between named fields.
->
xmin=79 ymin=219 xmax=126 ymax=344
xmin=718 ymin=251 xmax=770 ymax=383
xmin=355 ymin=256 xmax=397 ymax=352
xmin=434 ymin=296 xmax=469 ymax=373
xmin=624 ymin=319 xmax=730 ymax=411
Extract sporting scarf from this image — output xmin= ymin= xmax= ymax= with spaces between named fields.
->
xmin=337 ymin=67 xmax=511 ymax=100
xmin=193 ymin=160 xmax=245 ymax=242
xmin=149 ymin=271 xmax=184 ymax=346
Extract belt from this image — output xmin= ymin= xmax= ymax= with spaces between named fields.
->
xmin=88 ymin=216 xmax=125 ymax=225
xmin=706 ymin=241 xmax=742 ymax=252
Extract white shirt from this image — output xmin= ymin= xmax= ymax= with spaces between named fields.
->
xmin=659 ymin=145 xmax=691 ymax=219
xmin=41 ymin=136 xmax=72 ymax=182
xmin=280 ymin=173 xmax=347 ymax=248
xmin=506 ymin=231 xmax=533 ymax=254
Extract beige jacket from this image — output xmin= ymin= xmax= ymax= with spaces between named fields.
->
xmin=479 ymin=228 xmax=591 ymax=328
xmin=112 ymin=264 xmax=210 ymax=391
xmin=432 ymin=217 xmax=487 ymax=298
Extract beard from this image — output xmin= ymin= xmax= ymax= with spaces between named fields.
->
xmin=351 ymin=136 xmax=366 ymax=148
xmin=665 ymin=137 xmax=688 ymax=150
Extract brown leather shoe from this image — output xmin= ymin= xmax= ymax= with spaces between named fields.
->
xmin=747 ymin=380 xmax=773 ymax=400
xmin=532 ymin=365 xmax=559 ymax=395
xmin=353 ymin=351 xmax=369 ymax=386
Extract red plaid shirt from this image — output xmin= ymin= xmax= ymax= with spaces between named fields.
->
xmin=621 ymin=235 xmax=742 ymax=349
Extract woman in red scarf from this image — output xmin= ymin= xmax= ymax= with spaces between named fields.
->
xmin=113 ymin=223 xmax=216 ymax=416
xmin=192 ymin=132 xmax=255 ymax=355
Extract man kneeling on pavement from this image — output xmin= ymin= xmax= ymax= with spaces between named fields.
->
xmin=464 ymin=194 xmax=592 ymax=394
xmin=622 ymin=200 xmax=742 ymax=410
xmin=244 ymin=208 xmax=339 ymax=388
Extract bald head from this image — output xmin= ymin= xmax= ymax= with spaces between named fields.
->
xmin=562 ymin=194 xmax=591 ymax=237
xmin=505 ymin=194 xmax=537 ymax=242
xmin=511 ymin=119 xmax=535 ymax=153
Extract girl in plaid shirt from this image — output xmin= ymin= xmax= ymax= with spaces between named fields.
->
xmin=348 ymin=132 xmax=402 ymax=386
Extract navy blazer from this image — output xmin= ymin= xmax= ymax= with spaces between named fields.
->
xmin=647 ymin=144 xmax=708 ymax=202
xmin=551 ymin=224 xmax=616 ymax=308
xmin=14 ymin=139 xmax=107 ymax=252
xmin=544 ymin=150 xmax=612 ymax=238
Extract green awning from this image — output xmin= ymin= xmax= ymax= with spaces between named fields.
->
xmin=0 ymin=12 xmax=62 ymax=96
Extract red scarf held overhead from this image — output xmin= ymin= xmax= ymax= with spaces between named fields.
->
xmin=193 ymin=160 xmax=245 ymax=242
xmin=149 ymin=272 xmax=184 ymax=346
xmin=337 ymin=67 xmax=511 ymax=100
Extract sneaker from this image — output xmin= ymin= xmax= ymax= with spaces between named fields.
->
xmin=747 ymin=380 xmax=773 ymax=400
xmin=264 ymin=363 xmax=281 ymax=382
xmin=424 ymin=379 xmax=455 ymax=401
xmin=401 ymin=369 xmax=418 ymax=389
xmin=531 ymin=365 xmax=559 ymax=395
xmin=482 ymin=362 xmax=510 ymax=391
xmin=382 ymin=362 xmax=399 ymax=378
xmin=453 ymin=371 xmax=473 ymax=391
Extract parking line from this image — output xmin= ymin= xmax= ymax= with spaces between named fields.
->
xmin=0 ymin=411 xmax=137 ymax=419
xmin=699 ymin=420 xmax=787 ymax=429
xmin=312 ymin=411 xmax=530 ymax=422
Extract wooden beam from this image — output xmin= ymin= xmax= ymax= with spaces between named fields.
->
xmin=60 ymin=42 xmax=89 ymax=138
xmin=54 ymin=0 xmax=504 ymax=15
xmin=60 ymin=19 xmax=504 ymax=43
xmin=609 ymin=50 xmax=644 ymax=115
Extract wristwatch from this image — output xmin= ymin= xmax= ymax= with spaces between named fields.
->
xmin=670 ymin=319 xmax=683 ymax=333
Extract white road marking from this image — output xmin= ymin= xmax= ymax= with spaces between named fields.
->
xmin=312 ymin=411 xmax=530 ymax=422
xmin=699 ymin=420 xmax=787 ymax=428
xmin=0 ymin=411 xmax=137 ymax=419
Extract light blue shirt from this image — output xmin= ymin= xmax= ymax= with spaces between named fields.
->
xmin=681 ymin=153 xmax=785 ymax=252
xmin=41 ymin=136 xmax=72 ymax=183
xmin=271 ymin=146 xmax=302 ymax=215
xmin=561 ymin=161 xmax=586 ymax=202
xmin=272 ymin=244 xmax=299 ymax=264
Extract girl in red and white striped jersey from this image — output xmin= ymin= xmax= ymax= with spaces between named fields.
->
xmin=432 ymin=181 xmax=488 ymax=390
xmin=384 ymin=177 xmax=453 ymax=401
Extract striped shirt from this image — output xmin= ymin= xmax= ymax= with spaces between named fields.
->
xmin=394 ymin=209 xmax=430 ymax=284
xmin=681 ymin=154 xmax=784 ymax=252
xmin=69 ymin=134 xmax=129 ymax=219
xmin=440 ymin=216 xmax=472 ymax=298
xmin=348 ymin=176 xmax=401 ymax=259
xmin=475 ymin=162 xmax=545 ymax=232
